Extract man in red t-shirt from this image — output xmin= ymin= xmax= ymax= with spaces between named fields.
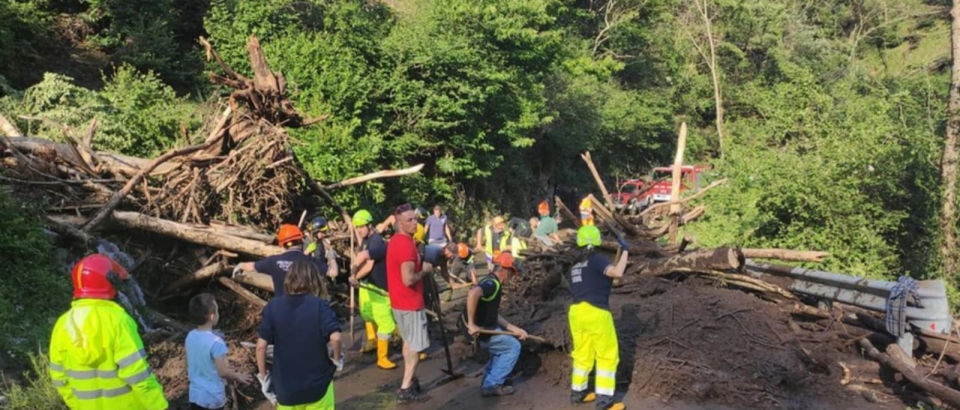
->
xmin=386 ymin=203 xmax=434 ymax=403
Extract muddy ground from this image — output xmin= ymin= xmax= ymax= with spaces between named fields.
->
xmin=143 ymin=270 xmax=957 ymax=410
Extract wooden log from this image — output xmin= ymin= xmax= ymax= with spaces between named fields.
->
xmin=0 ymin=112 xmax=23 ymax=137
xmin=5 ymin=136 xmax=174 ymax=176
xmin=681 ymin=205 xmax=705 ymax=224
xmin=668 ymin=122 xmax=687 ymax=244
xmin=554 ymin=196 xmax=580 ymax=227
xmin=207 ymin=222 xmax=273 ymax=243
xmin=109 ymin=211 xmax=283 ymax=257
xmin=859 ymin=338 xmax=960 ymax=409
xmin=218 ymin=277 xmax=267 ymax=308
xmin=580 ymin=151 xmax=614 ymax=209
xmin=640 ymin=178 xmax=728 ymax=217
xmin=741 ymin=248 xmax=830 ymax=263
xmin=636 ymin=247 xmax=742 ymax=277
xmin=166 ymin=262 xmax=228 ymax=292
xmin=232 ymin=271 xmax=275 ymax=292
xmin=322 ymin=163 xmax=424 ymax=190
xmin=83 ymin=108 xmax=232 ymax=233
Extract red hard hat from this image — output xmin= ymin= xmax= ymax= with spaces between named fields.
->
xmin=457 ymin=242 xmax=470 ymax=259
xmin=71 ymin=254 xmax=129 ymax=300
xmin=277 ymin=224 xmax=304 ymax=247
xmin=494 ymin=252 xmax=517 ymax=272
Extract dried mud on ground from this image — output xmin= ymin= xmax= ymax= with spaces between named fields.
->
xmin=147 ymin=276 xmax=951 ymax=409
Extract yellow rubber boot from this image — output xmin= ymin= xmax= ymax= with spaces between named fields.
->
xmin=376 ymin=339 xmax=397 ymax=369
xmin=362 ymin=323 xmax=377 ymax=353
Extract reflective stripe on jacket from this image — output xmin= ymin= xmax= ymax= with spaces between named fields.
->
xmin=49 ymin=299 xmax=168 ymax=410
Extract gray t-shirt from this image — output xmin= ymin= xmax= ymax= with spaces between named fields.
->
xmin=425 ymin=214 xmax=448 ymax=242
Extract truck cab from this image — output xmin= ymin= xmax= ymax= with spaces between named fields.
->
xmin=648 ymin=165 xmax=709 ymax=204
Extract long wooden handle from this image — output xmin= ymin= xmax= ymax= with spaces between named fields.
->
xmin=474 ymin=328 xmax=550 ymax=344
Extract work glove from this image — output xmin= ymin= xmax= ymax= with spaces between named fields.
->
xmin=232 ymin=264 xmax=245 ymax=278
xmin=330 ymin=352 xmax=345 ymax=372
xmin=256 ymin=372 xmax=277 ymax=405
xmin=615 ymin=236 xmax=629 ymax=251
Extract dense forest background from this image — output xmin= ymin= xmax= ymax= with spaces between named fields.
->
xmin=1 ymin=0 xmax=957 ymax=378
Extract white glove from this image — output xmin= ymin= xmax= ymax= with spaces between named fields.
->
xmin=325 ymin=249 xmax=337 ymax=260
xmin=232 ymin=265 xmax=245 ymax=279
xmin=256 ymin=372 xmax=277 ymax=405
xmin=331 ymin=354 xmax=344 ymax=372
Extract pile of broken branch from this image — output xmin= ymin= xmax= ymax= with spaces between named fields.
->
xmin=0 ymin=35 xmax=420 ymax=309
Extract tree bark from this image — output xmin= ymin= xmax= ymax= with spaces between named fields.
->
xmin=217 ymin=277 xmax=267 ymax=308
xmin=635 ymin=246 xmax=742 ymax=277
xmin=668 ymin=123 xmax=687 ymax=244
xmin=941 ymin=0 xmax=960 ymax=280
xmin=109 ymin=211 xmax=284 ymax=257
xmin=165 ymin=262 xmax=228 ymax=292
xmin=741 ymin=248 xmax=830 ymax=263
xmin=232 ymin=271 xmax=275 ymax=292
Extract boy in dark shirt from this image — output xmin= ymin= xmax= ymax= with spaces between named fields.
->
xmin=256 ymin=260 xmax=342 ymax=408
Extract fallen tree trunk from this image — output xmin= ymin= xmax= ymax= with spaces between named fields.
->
xmin=110 ymin=211 xmax=283 ymax=257
xmin=634 ymin=247 xmax=743 ymax=277
xmin=218 ymin=277 xmax=267 ymax=308
xmin=166 ymin=262 xmax=228 ymax=292
xmin=742 ymin=248 xmax=829 ymax=263
xmin=860 ymin=338 xmax=960 ymax=409
xmin=232 ymin=272 xmax=275 ymax=293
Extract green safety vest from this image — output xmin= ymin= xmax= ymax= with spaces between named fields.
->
xmin=49 ymin=299 xmax=168 ymax=410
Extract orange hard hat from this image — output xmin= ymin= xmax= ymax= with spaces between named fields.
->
xmin=457 ymin=242 xmax=470 ymax=259
xmin=71 ymin=254 xmax=129 ymax=300
xmin=277 ymin=223 xmax=304 ymax=247
xmin=494 ymin=252 xmax=517 ymax=272
xmin=538 ymin=200 xmax=550 ymax=215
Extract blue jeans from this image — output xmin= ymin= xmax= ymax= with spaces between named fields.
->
xmin=479 ymin=332 xmax=521 ymax=389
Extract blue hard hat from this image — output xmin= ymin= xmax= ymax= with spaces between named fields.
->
xmin=309 ymin=217 xmax=328 ymax=232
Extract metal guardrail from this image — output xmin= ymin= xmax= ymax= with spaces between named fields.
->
xmin=744 ymin=260 xmax=951 ymax=335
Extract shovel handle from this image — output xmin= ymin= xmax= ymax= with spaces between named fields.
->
xmin=473 ymin=328 xmax=550 ymax=344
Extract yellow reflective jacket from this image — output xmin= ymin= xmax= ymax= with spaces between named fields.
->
xmin=49 ymin=299 xmax=168 ymax=410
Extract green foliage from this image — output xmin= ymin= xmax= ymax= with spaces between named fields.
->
xmin=0 ymin=189 xmax=70 ymax=361
xmin=10 ymin=66 xmax=197 ymax=157
xmin=1 ymin=351 xmax=67 ymax=410
xmin=80 ymin=0 xmax=203 ymax=88
xmin=2 ymin=0 xmax=956 ymax=287
xmin=0 ymin=1 xmax=54 ymax=89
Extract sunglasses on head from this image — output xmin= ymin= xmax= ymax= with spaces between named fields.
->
xmin=394 ymin=203 xmax=413 ymax=215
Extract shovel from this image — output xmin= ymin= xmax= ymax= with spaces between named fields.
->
xmin=425 ymin=274 xmax=464 ymax=383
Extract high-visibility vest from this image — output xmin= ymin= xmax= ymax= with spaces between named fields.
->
xmin=483 ymin=225 xmax=511 ymax=257
xmin=414 ymin=223 xmax=426 ymax=244
xmin=49 ymin=299 xmax=168 ymax=410
xmin=510 ymin=236 xmax=527 ymax=259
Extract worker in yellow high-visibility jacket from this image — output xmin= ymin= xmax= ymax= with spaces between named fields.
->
xmin=568 ymin=226 xmax=629 ymax=410
xmin=49 ymin=254 xmax=168 ymax=410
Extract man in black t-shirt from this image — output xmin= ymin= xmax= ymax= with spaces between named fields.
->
xmin=465 ymin=253 xmax=529 ymax=397
xmin=233 ymin=224 xmax=326 ymax=298
xmin=568 ymin=225 xmax=629 ymax=410
xmin=349 ymin=209 xmax=398 ymax=369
